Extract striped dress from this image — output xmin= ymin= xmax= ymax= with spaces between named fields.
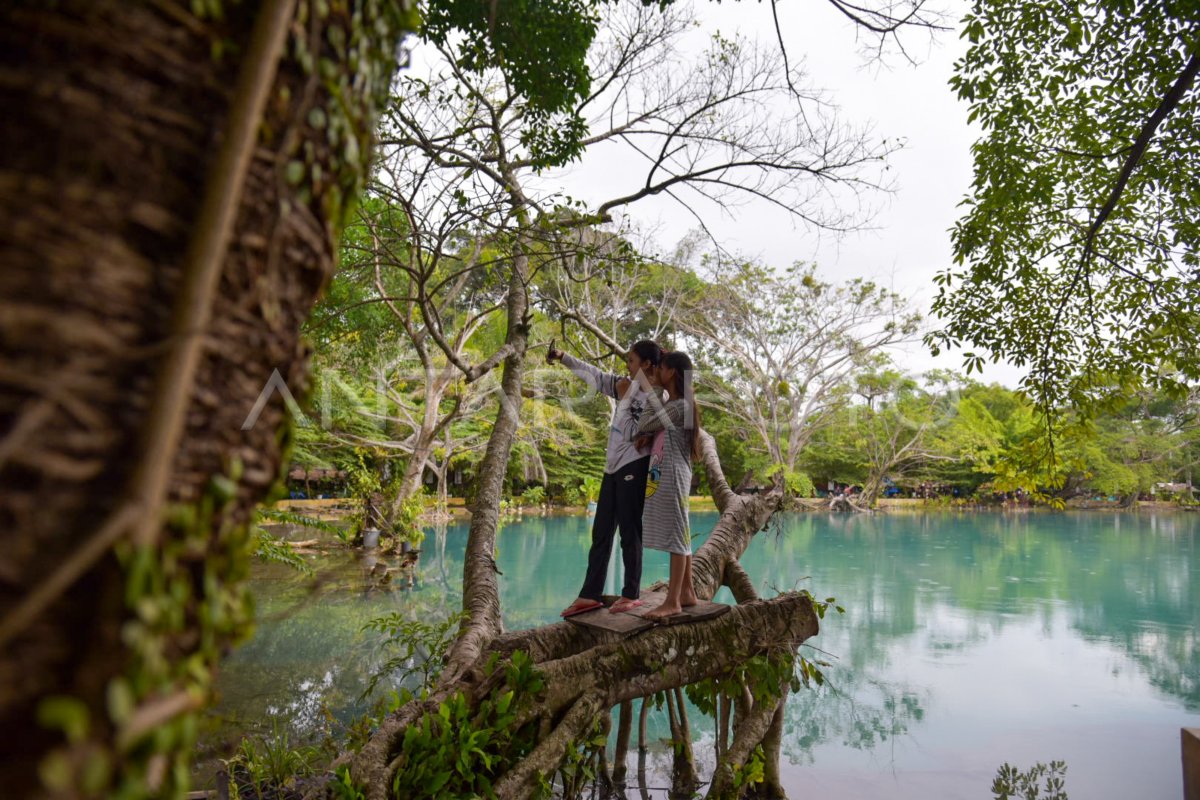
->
xmin=638 ymin=397 xmax=692 ymax=556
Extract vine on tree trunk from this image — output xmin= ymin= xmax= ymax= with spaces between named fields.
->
xmin=0 ymin=0 xmax=417 ymax=795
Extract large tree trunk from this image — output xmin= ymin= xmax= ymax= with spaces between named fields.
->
xmin=441 ymin=238 xmax=532 ymax=683
xmin=330 ymin=432 xmax=819 ymax=800
xmin=0 ymin=1 xmax=413 ymax=796
xmin=396 ymin=441 xmax=434 ymax=500
xmin=861 ymin=470 xmax=887 ymax=509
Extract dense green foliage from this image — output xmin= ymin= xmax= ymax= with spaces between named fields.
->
xmin=222 ymin=722 xmax=322 ymax=799
xmin=421 ymin=0 xmax=601 ymax=166
xmin=389 ymin=652 xmax=545 ymax=799
xmin=303 ymin=195 xmax=1200 ymax=505
xmin=931 ymin=1 xmax=1199 ymax=423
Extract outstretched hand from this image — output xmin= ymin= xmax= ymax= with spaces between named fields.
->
xmin=546 ymin=338 xmax=564 ymax=364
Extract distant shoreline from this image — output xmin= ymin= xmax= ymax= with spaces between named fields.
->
xmin=275 ymin=495 xmax=1196 ymax=523
xmin=790 ymin=497 xmax=1196 ymax=513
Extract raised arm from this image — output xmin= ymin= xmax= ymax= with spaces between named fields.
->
xmin=558 ymin=353 xmax=629 ymax=400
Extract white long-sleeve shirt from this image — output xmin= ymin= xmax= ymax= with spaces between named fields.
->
xmin=561 ymin=353 xmax=649 ymax=474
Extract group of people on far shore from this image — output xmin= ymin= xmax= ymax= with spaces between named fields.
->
xmin=548 ymin=339 xmax=701 ymax=622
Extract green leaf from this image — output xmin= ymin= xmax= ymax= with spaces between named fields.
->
xmin=37 ymin=696 xmax=90 ymax=743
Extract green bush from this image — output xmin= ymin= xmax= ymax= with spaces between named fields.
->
xmin=223 ymin=721 xmax=321 ymax=799
xmin=519 ymin=485 xmax=546 ymax=506
xmin=341 ymin=449 xmax=383 ymax=541
xmin=329 ymin=764 xmax=366 ymax=800
xmin=1173 ymin=488 xmax=1197 ymax=506
xmin=391 ymin=492 xmax=428 ymax=547
xmin=765 ymin=464 xmax=815 ymax=498
xmin=389 ymin=652 xmax=544 ymax=799
xmin=580 ymin=476 xmax=601 ymax=503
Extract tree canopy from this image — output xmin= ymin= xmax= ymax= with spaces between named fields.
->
xmin=421 ymin=0 xmax=605 ymax=165
xmin=930 ymin=1 xmax=1200 ymax=424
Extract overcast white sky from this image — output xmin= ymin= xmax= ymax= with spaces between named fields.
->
xmin=565 ymin=0 xmax=1024 ymax=388
xmin=703 ymin=0 xmax=1024 ymax=383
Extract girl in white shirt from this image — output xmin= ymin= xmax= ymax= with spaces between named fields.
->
xmin=550 ymin=340 xmax=664 ymax=617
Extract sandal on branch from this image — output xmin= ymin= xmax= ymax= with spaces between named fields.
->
xmin=609 ymin=598 xmax=643 ymax=614
xmin=560 ymin=599 xmax=603 ymax=618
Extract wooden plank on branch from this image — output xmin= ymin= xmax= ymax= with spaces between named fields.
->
xmin=622 ymin=591 xmax=730 ymax=625
xmin=565 ymin=591 xmax=730 ymax=634
xmin=566 ymin=606 xmax=655 ymax=635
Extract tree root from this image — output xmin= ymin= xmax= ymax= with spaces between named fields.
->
xmin=613 ymin=700 xmax=633 ymax=785
xmin=708 ymin=694 xmax=783 ymax=799
xmin=756 ymin=700 xmax=788 ymax=799
xmin=668 ymin=687 xmax=698 ymax=795
xmin=493 ymin=694 xmax=602 ymax=799
xmin=330 ymin=594 xmax=818 ymax=800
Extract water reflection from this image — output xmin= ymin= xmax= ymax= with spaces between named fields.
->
xmin=760 ymin=512 xmax=1200 ymax=710
xmin=203 ymin=511 xmax=1200 ymax=797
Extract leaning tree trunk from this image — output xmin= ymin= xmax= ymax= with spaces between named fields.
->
xmin=0 ymin=2 xmax=415 ymax=797
xmin=443 ymin=294 xmax=529 ymax=677
xmin=327 ymin=430 xmax=820 ymax=800
xmin=860 ymin=470 xmax=886 ymax=509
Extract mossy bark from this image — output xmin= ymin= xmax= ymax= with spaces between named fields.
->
xmin=0 ymin=1 xmax=414 ymax=795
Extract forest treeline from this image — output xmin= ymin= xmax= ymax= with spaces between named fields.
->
xmin=293 ymin=204 xmax=1200 ymax=517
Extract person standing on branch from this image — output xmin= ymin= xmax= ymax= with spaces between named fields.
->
xmin=549 ymin=339 xmax=663 ymax=616
xmin=635 ymin=350 xmax=701 ymax=620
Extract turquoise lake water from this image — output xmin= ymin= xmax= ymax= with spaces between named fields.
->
xmin=204 ymin=510 xmax=1200 ymax=798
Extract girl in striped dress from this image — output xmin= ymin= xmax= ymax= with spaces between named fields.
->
xmin=636 ymin=350 xmax=702 ymax=620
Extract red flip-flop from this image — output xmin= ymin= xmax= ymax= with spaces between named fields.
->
xmin=609 ymin=598 xmax=643 ymax=614
xmin=561 ymin=599 xmax=603 ymax=618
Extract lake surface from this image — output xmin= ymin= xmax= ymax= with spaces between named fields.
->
xmin=203 ymin=510 xmax=1200 ymax=798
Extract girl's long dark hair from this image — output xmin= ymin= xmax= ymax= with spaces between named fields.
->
xmin=662 ymin=350 xmax=702 ymax=462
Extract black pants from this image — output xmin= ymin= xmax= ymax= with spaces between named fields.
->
xmin=579 ymin=456 xmax=649 ymax=601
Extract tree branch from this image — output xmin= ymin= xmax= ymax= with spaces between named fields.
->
xmin=1040 ymin=50 xmax=1200 ymax=396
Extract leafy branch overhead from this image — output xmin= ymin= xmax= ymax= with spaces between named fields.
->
xmin=930 ymin=2 xmax=1200 ymax=422
xmin=421 ymin=0 xmax=604 ymax=166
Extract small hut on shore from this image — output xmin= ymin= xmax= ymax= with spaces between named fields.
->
xmin=286 ymin=466 xmax=346 ymax=498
